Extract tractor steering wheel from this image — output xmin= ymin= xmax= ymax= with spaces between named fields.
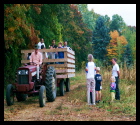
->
xmin=30 ymin=62 xmax=37 ymax=66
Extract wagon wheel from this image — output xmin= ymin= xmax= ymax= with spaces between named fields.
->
xmin=60 ymin=79 xmax=65 ymax=96
xmin=65 ymin=78 xmax=70 ymax=92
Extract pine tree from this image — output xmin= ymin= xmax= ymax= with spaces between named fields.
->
xmin=122 ymin=44 xmax=133 ymax=67
xmin=92 ymin=16 xmax=110 ymax=61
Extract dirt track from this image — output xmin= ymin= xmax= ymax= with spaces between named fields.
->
xmin=4 ymin=83 xmax=136 ymax=121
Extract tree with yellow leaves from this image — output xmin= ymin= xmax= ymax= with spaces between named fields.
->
xmin=106 ymin=30 xmax=128 ymax=62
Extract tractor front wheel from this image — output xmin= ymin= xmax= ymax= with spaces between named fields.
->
xmin=6 ymin=84 xmax=14 ymax=106
xmin=39 ymin=85 xmax=46 ymax=107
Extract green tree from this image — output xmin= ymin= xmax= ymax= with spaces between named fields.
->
xmin=110 ymin=14 xmax=126 ymax=34
xmin=76 ymin=4 xmax=99 ymax=31
xmin=122 ymin=25 xmax=136 ymax=61
xmin=92 ymin=16 xmax=110 ymax=61
xmin=122 ymin=43 xmax=134 ymax=67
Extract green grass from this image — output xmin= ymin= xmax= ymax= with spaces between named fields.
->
xmin=4 ymin=68 xmax=136 ymax=119
xmin=70 ymin=69 xmax=136 ymax=116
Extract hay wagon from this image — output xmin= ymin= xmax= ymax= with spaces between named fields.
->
xmin=21 ymin=47 xmax=75 ymax=96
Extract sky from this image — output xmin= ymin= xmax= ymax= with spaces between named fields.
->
xmin=87 ymin=4 xmax=136 ymax=26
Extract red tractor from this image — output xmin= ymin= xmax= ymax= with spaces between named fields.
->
xmin=6 ymin=48 xmax=75 ymax=107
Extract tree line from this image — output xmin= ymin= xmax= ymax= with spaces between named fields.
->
xmin=4 ymin=4 xmax=136 ymax=87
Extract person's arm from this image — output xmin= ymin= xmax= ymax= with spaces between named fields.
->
xmin=39 ymin=53 xmax=43 ymax=66
xmin=30 ymin=53 xmax=33 ymax=65
xmin=117 ymin=71 xmax=120 ymax=79
xmin=116 ymin=64 xmax=120 ymax=78
xmin=45 ymin=52 xmax=48 ymax=59
xmin=85 ymin=63 xmax=88 ymax=72
xmin=43 ymin=43 xmax=46 ymax=48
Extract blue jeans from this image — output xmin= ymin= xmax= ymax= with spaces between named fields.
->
xmin=115 ymin=77 xmax=120 ymax=100
xmin=55 ymin=53 xmax=59 ymax=64
xmin=58 ymin=56 xmax=64 ymax=64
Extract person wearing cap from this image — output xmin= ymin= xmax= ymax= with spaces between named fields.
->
xmin=85 ymin=54 xmax=96 ymax=105
xmin=95 ymin=67 xmax=102 ymax=103
xmin=30 ymin=44 xmax=42 ymax=81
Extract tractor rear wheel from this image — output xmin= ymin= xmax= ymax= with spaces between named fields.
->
xmin=6 ymin=84 xmax=14 ymax=106
xmin=39 ymin=85 xmax=46 ymax=107
xmin=60 ymin=79 xmax=65 ymax=96
xmin=16 ymin=93 xmax=27 ymax=102
xmin=45 ymin=66 xmax=57 ymax=102
xmin=65 ymin=78 xmax=70 ymax=92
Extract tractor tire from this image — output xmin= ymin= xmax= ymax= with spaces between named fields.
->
xmin=60 ymin=79 xmax=65 ymax=96
xmin=16 ymin=93 xmax=27 ymax=102
xmin=45 ymin=66 xmax=57 ymax=102
xmin=6 ymin=84 xmax=14 ymax=106
xmin=39 ymin=85 xmax=46 ymax=107
xmin=65 ymin=78 xmax=70 ymax=92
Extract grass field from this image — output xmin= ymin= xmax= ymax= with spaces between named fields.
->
xmin=4 ymin=63 xmax=136 ymax=121
xmin=70 ymin=63 xmax=136 ymax=117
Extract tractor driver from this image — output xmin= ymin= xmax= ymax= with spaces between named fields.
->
xmin=30 ymin=44 xmax=42 ymax=82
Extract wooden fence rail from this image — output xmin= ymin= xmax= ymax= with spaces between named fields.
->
xmin=21 ymin=48 xmax=75 ymax=78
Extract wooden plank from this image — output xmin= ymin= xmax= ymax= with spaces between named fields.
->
xmin=67 ymin=59 xmax=75 ymax=63
xmin=67 ymin=48 xmax=75 ymax=55
xmin=67 ymin=73 xmax=75 ymax=78
xmin=67 ymin=69 xmax=75 ymax=73
xmin=21 ymin=48 xmax=75 ymax=55
xmin=21 ymin=48 xmax=70 ymax=53
xmin=56 ymin=74 xmax=67 ymax=78
xmin=21 ymin=58 xmax=75 ymax=64
xmin=67 ymin=53 xmax=75 ymax=59
xmin=47 ymin=64 xmax=75 ymax=68
xmin=55 ymin=69 xmax=75 ymax=73
xmin=43 ymin=58 xmax=66 ymax=62
xmin=47 ymin=64 xmax=67 ymax=68
xmin=64 ymin=51 xmax=67 ymax=65
xmin=67 ymin=64 xmax=75 ymax=68
xmin=21 ymin=60 xmax=30 ymax=64
xmin=56 ymin=69 xmax=67 ymax=73
xmin=21 ymin=50 xmax=34 ymax=53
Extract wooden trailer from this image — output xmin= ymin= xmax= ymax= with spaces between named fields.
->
xmin=20 ymin=48 xmax=75 ymax=95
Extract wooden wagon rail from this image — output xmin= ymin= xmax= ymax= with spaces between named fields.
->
xmin=21 ymin=48 xmax=75 ymax=78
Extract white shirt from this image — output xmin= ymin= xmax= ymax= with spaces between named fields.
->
xmin=38 ymin=42 xmax=42 ymax=49
xmin=86 ymin=62 xmax=96 ymax=79
xmin=38 ymin=42 xmax=46 ymax=49
xmin=63 ymin=45 xmax=72 ymax=50
xmin=112 ymin=63 xmax=119 ymax=77
xmin=42 ymin=52 xmax=48 ymax=59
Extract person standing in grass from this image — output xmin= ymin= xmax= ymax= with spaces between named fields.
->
xmin=85 ymin=54 xmax=96 ymax=105
xmin=95 ymin=67 xmax=102 ymax=103
xmin=112 ymin=58 xmax=120 ymax=100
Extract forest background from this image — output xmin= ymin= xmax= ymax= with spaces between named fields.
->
xmin=4 ymin=4 xmax=136 ymax=87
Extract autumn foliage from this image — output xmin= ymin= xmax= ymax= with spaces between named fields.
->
xmin=107 ymin=30 xmax=128 ymax=61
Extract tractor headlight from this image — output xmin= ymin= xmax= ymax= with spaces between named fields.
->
xmin=25 ymin=70 xmax=28 ymax=74
xmin=18 ymin=70 xmax=28 ymax=75
xmin=18 ymin=70 xmax=21 ymax=75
